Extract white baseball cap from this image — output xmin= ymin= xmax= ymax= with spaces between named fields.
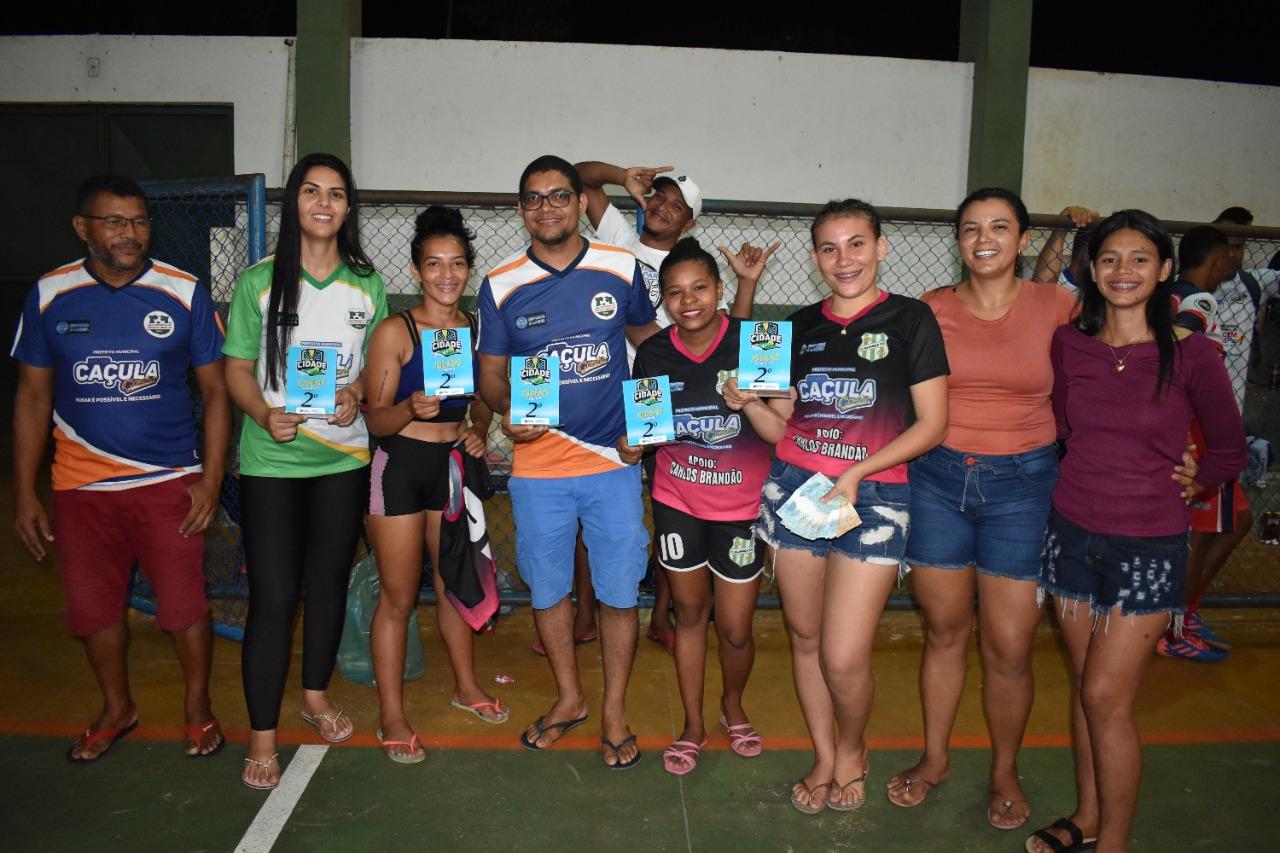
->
xmin=653 ymin=173 xmax=703 ymax=219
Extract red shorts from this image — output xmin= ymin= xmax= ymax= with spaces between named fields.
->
xmin=1189 ymin=478 xmax=1250 ymax=534
xmin=52 ymin=474 xmax=208 ymax=637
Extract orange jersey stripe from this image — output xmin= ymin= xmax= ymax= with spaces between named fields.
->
xmin=512 ymin=431 xmax=620 ymax=478
xmin=51 ymin=427 xmax=156 ymax=491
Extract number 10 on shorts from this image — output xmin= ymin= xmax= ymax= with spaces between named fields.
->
xmin=510 ymin=354 xmax=560 ymax=426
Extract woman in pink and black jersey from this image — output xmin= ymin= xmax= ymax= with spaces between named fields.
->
xmin=362 ymin=206 xmax=500 ymax=764
xmin=724 ymin=199 xmax=950 ymax=813
xmin=619 ymin=238 xmax=774 ymax=776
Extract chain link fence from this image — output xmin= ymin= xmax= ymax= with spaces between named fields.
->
xmin=132 ymin=179 xmax=1280 ymax=638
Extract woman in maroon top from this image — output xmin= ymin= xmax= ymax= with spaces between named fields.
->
xmin=1028 ymin=210 xmax=1245 ymax=853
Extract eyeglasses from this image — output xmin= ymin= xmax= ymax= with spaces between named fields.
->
xmin=520 ymin=190 xmax=576 ymax=211
xmin=81 ymin=215 xmax=152 ymax=231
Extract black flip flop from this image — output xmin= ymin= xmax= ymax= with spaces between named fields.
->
xmin=1025 ymin=817 xmax=1097 ymax=853
xmin=519 ymin=714 xmax=589 ymax=750
xmin=601 ymin=734 xmax=641 ymax=770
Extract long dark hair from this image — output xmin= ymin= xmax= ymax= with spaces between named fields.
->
xmin=265 ymin=153 xmax=374 ymax=391
xmin=1074 ymin=209 xmax=1178 ymax=397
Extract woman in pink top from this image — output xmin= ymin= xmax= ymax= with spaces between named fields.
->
xmin=886 ymin=189 xmax=1078 ymax=828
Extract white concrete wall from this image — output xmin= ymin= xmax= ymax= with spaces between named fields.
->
xmin=0 ymin=35 xmax=291 ymax=187
xmin=350 ymin=39 xmax=973 ymax=208
xmin=1023 ymin=67 xmax=1280 ymax=224
xmin=5 ymin=36 xmax=1278 ymax=225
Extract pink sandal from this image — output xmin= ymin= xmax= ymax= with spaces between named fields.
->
xmin=662 ymin=739 xmax=707 ymax=776
xmin=450 ymin=697 xmax=510 ymax=725
xmin=720 ymin=715 xmax=763 ymax=758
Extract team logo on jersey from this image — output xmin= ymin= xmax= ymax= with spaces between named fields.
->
xmin=591 ymin=292 xmax=618 ymax=320
xmin=347 ymin=310 xmax=369 ymax=330
xmin=539 ymin=342 xmax=611 ymax=377
xmin=675 ymin=412 xmax=741 ymax=445
xmin=632 ymin=377 xmax=663 ymax=407
xmin=728 ymin=536 xmax=756 ymax=567
xmin=431 ymin=328 xmax=462 ymax=357
xmin=515 ymin=311 xmax=546 ymax=331
xmin=715 ymin=369 xmax=736 ymax=395
xmin=749 ymin=322 xmax=783 ymax=350
xmin=857 ymin=332 xmax=889 ymax=362
xmin=296 ymin=347 xmax=329 ymax=376
xmin=55 ymin=320 xmax=91 ymax=335
xmin=73 ymin=355 xmax=160 ymax=395
xmin=520 ymin=356 xmax=552 ymax=385
xmin=143 ymin=311 xmax=174 ymax=339
xmin=797 ymin=373 xmax=877 ymax=413
xmin=639 ymin=262 xmax=660 ymax=308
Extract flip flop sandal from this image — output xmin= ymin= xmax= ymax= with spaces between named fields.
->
xmin=67 ymin=718 xmax=139 ymax=763
xmin=661 ymin=739 xmax=707 ymax=776
xmin=828 ymin=767 xmax=870 ymax=812
xmin=300 ymin=708 xmax=353 ymax=744
xmin=242 ymin=753 xmax=280 ymax=790
xmin=719 ymin=716 xmax=763 ymax=758
xmin=450 ymin=697 xmax=511 ymax=724
xmin=1024 ymin=817 xmax=1097 ymax=853
xmin=886 ymin=773 xmax=946 ymax=808
xmin=790 ymin=778 xmax=832 ymax=815
xmin=519 ymin=714 xmax=589 ymax=750
xmin=989 ymin=795 xmax=1031 ymax=830
xmin=377 ymin=730 xmax=427 ymax=765
xmin=184 ymin=718 xmax=226 ymax=758
xmin=645 ymin=629 xmax=675 ymax=654
xmin=601 ymin=734 xmax=641 ymax=770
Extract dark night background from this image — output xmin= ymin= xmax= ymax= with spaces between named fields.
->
xmin=4 ymin=1 xmax=1278 ymax=88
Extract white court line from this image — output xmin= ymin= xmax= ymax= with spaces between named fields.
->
xmin=235 ymin=745 xmax=329 ymax=853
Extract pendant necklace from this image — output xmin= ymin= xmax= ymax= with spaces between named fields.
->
xmin=1105 ymin=341 xmax=1141 ymax=373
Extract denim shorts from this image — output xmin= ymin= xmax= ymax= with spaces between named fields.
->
xmin=1038 ymin=510 xmax=1188 ymax=617
xmin=903 ymin=443 xmax=1058 ymax=580
xmin=757 ymin=459 xmax=910 ymax=566
xmin=508 ymin=465 xmax=649 ymax=609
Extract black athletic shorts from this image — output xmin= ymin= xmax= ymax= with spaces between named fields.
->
xmin=369 ymin=434 xmax=452 ymax=516
xmin=651 ymin=499 xmax=765 ymax=583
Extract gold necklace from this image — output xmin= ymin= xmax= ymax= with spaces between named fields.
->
xmin=1105 ymin=341 xmax=1141 ymax=373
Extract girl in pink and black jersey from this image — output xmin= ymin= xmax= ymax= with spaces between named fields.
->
xmin=619 ymin=238 xmax=773 ymax=776
xmin=724 ymin=199 xmax=950 ymax=814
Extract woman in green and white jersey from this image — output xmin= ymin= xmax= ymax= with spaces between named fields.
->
xmin=223 ymin=153 xmax=387 ymax=790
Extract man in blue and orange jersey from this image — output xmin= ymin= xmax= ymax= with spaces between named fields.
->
xmin=477 ymin=155 xmax=658 ymax=769
xmin=11 ymin=175 xmax=231 ymax=761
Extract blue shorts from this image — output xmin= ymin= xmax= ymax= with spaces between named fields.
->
xmin=508 ymin=465 xmax=649 ymax=610
xmin=1039 ymin=510 xmax=1188 ymax=617
xmin=757 ymin=459 xmax=910 ymax=566
xmin=903 ymin=443 xmax=1058 ymax=580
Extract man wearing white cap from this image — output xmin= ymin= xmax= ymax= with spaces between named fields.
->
xmin=576 ymin=161 xmax=773 ymax=322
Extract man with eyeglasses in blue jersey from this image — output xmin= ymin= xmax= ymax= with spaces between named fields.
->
xmin=11 ymin=174 xmax=230 ymax=761
xmin=476 ymin=155 xmax=659 ymax=769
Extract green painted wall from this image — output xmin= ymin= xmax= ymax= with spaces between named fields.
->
xmin=960 ymin=0 xmax=1032 ymax=193
xmin=294 ymin=0 xmax=361 ymax=163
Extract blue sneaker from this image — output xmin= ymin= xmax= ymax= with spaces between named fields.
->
xmin=1184 ymin=612 xmax=1232 ymax=650
xmin=1157 ymin=630 xmax=1229 ymax=663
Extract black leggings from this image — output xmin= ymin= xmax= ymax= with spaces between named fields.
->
xmin=240 ymin=466 xmax=369 ymax=730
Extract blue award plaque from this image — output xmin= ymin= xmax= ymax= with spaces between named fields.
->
xmin=510 ymin=354 xmax=560 ymax=426
xmin=738 ymin=320 xmax=792 ymax=396
xmin=622 ymin=376 xmax=675 ymax=446
xmin=421 ymin=326 xmax=474 ymax=397
xmin=285 ymin=345 xmax=338 ymax=416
